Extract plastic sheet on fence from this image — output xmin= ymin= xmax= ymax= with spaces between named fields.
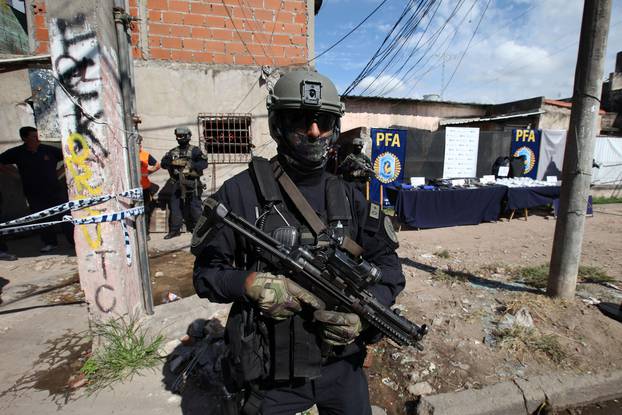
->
xmin=593 ymin=136 xmax=622 ymax=186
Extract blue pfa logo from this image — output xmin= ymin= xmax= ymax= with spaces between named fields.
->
xmin=374 ymin=152 xmax=402 ymax=184
xmin=513 ymin=146 xmax=536 ymax=174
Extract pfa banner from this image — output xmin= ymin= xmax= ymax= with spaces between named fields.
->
xmin=510 ymin=129 xmax=541 ymax=179
xmin=370 ymin=128 xmax=407 ymax=206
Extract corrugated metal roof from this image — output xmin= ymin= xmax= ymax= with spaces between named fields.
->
xmin=439 ymin=110 xmax=545 ymax=126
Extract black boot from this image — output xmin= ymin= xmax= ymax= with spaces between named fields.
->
xmin=163 ymin=230 xmax=181 ymax=240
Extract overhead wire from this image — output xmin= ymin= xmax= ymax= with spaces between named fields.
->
xmin=440 ymin=0 xmax=492 ymax=96
xmin=354 ymin=0 xmax=437 ymax=97
xmin=390 ymin=0 xmax=476 ymax=97
xmin=403 ymin=2 xmax=535 ymax=97
xmin=343 ymin=0 xmax=420 ymax=95
xmin=371 ymin=0 xmax=445 ymax=97
xmin=344 ymin=0 xmax=470 ymax=97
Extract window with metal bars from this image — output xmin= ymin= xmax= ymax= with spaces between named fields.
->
xmin=197 ymin=113 xmax=253 ymax=164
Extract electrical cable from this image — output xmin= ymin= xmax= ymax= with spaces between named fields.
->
xmin=441 ymin=0 xmax=492 ymax=96
xmin=222 ymin=0 xmax=259 ymax=66
xmin=355 ymin=0 xmax=437 ymax=97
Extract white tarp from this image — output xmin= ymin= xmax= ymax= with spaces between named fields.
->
xmin=537 ymin=129 xmax=567 ymax=180
xmin=442 ymin=127 xmax=479 ymax=178
xmin=593 ymin=136 xmax=622 ymax=186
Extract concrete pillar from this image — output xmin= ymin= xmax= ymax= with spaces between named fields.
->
xmin=46 ymin=0 xmax=145 ymax=320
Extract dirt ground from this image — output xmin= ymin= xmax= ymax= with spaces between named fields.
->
xmin=25 ymin=204 xmax=622 ymax=414
xmin=367 ymin=203 xmax=622 ymax=414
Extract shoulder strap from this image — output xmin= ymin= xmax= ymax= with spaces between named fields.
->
xmin=325 ymin=176 xmax=352 ymax=222
xmin=249 ymin=156 xmax=281 ymax=204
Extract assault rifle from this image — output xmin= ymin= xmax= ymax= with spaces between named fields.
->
xmin=202 ymin=198 xmax=428 ymax=349
xmin=338 ymin=154 xmax=375 ymax=180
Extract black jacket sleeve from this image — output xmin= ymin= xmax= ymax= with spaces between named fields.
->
xmin=352 ymin=190 xmax=405 ymax=307
xmin=160 ymin=151 xmax=173 ymax=169
xmin=190 ymin=147 xmax=208 ymax=172
xmin=192 ymin=182 xmax=249 ymax=303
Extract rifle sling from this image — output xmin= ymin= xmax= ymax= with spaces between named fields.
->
xmin=271 ymin=161 xmax=327 ymax=237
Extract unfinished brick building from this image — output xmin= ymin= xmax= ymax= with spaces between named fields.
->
xmin=24 ymin=0 xmax=316 ymax=186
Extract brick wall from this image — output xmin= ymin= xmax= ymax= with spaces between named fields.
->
xmin=31 ymin=0 xmax=48 ymax=54
xmin=32 ymin=0 xmax=309 ymax=67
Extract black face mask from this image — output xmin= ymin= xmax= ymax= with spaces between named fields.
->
xmin=278 ymin=110 xmax=338 ymax=168
xmin=176 ymin=135 xmax=191 ymax=146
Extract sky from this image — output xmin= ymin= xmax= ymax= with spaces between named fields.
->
xmin=314 ymin=0 xmax=622 ymax=104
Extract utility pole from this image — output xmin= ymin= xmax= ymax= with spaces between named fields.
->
xmin=113 ymin=0 xmax=153 ymax=315
xmin=47 ymin=0 xmax=151 ymax=320
xmin=548 ymin=0 xmax=612 ymax=299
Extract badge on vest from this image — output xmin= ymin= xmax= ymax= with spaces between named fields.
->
xmin=369 ymin=203 xmax=380 ymax=219
xmin=384 ymin=216 xmax=398 ymax=243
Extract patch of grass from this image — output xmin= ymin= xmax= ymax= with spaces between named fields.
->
xmin=434 ymin=249 xmax=450 ymax=259
xmin=80 ymin=315 xmax=164 ymax=393
xmin=431 ymin=267 xmax=467 ymax=283
xmin=578 ymin=265 xmax=615 ymax=284
xmin=494 ymin=326 xmax=567 ymax=364
xmin=510 ymin=264 xmax=614 ymax=289
xmin=510 ymin=265 xmax=549 ymax=289
xmin=592 ymin=196 xmax=622 ymax=205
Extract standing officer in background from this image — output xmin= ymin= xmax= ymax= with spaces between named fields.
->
xmin=337 ymin=137 xmax=374 ymax=196
xmin=161 ymin=127 xmax=207 ymax=240
xmin=0 ymin=127 xmax=74 ymax=253
xmin=138 ymin=135 xmax=160 ymax=239
xmin=192 ymin=70 xmax=404 ymax=414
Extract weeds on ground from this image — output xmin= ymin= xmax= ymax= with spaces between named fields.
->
xmin=509 ymin=264 xmax=614 ymax=289
xmin=494 ymin=326 xmax=567 ymax=364
xmin=434 ymin=249 xmax=451 ymax=259
xmin=431 ymin=267 xmax=467 ymax=284
xmin=578 ymin=266 xmax=615 ymax=284
xmin=592 ymin=196 xmax=622 ymax=205
xmin=80 ymin=315 xmax=164 ymax=393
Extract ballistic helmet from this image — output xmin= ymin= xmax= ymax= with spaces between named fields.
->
xmin=267 ymin=70 xmax=345 ymax=172
xmin=174 ymin=127 xmax=191 ymax=146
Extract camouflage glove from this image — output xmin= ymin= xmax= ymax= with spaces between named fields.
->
xmin=246 ymin=274 xmax=324 ymax=320
xmin=314 ymin=310 xmax=362 ymax=346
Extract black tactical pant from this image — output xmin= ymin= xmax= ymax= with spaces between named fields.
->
xmin=259 ymin=358 xmax=372 ymax=415
xmin=167 ymin=187 xmax=202 ymax=233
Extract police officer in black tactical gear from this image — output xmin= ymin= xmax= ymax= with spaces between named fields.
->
xmin=337 ymin=136 xmax=373 ymax=195
xmin=161 ymin=127 xmax=207 ymax=239
xmin=192 ymin=70 xmax=404 ymax=415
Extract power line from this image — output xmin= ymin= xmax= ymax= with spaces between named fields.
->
xmin=311 ymin=0 xmax=390 ymax=64
xmin=222 ymin=0 xmax=259 ymax=66
xmin=441 ymin=0 xmax=492 ymax=96
xmin=355 ymin=0 xmax=436 ymax=97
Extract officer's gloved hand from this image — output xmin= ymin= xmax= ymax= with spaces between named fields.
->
xmin=314 ymin=310 xmax=362 ymax=346
xmin=245 ymin=273 xmax=324 ymax=320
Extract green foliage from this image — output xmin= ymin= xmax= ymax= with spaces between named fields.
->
xmin=591 ymin=196 xmax=622 ymax=205
xmin=510 ymin=264 xmax=614 ymax=288
xmin=80 ymin=315 xmax=164 ymax=393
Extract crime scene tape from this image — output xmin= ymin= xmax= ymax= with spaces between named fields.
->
xmin=0 ymin=188 xmax=143 ymax=228
xmin=0 ymin=206 xmax=145 ymax=236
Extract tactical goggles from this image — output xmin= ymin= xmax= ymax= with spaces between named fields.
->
xmin=280 ymin=109 xmax=337 ymax=134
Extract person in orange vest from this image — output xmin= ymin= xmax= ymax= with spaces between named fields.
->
xmin=138 ymin=135 xmax=160 ymax=239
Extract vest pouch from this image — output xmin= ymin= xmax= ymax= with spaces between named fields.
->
xmin=224 ymin=302 xmax=270 ymax=389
